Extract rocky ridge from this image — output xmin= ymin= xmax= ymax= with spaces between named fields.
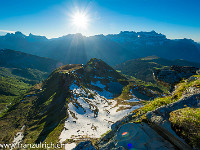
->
xmin=1 ymin=31 xmax=200 ymax=65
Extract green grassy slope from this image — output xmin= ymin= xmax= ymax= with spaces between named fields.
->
xmin=0 ymin=49 xmax=60 ymax=115
xmin=0 ymin=64 xmax=80 ymax=144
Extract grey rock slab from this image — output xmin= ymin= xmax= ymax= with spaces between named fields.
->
xmin=115 ymin=123 xmax=176 ymax=150
xmin=146 ymin=94 xmax=199 ymax=150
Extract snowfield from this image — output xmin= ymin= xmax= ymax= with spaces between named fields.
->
xmin=59 ymin=83 xmax=142 ymax=148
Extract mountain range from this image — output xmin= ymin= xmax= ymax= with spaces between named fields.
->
xmin=0 ymin=31 xmax=200 ymax=65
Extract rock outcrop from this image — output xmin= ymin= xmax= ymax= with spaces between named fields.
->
xmin=153 ymin=65 xmax=199 ymax=86
xmin=71 ymin=64 xmax=200 ymax=150
xmin=97 ymin=122 xmax=176 ymax=150
xmin=146 ymin=93 xmax=200 ymax=150
xmin=116 ymin=123 xmax=175 ymax=150
xmin=74 ymin=77 xmax=199 ymax=150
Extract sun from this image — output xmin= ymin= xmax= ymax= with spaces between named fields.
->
xmin=72 ymin=12 xmax=89 ymax=29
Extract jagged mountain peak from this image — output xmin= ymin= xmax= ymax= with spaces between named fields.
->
xmin=84 ymin=58 xmax=112 ymax=74
xmin=84 ymin=58 xmax=126 ymax=81
xmin=1 ymin=30 xmax=200 ymax=65
xmin=46 ymin=59 xmax=127 ymax=98
xmin=28 ymin=33 xmax=47 ymax=41
xmin=85 ymin=58 xmax=110 ymax=68
xmin=5 ymin=31 xmax=26 ymax=38
xmin=15 ymin=31 xmax=24 ymax=35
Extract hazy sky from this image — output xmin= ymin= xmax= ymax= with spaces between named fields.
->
xmin=0 ymin=0 xmax=200 ymax=41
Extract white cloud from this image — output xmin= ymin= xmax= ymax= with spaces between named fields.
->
xmin=0 ymin=29 xmax=15 ymax=33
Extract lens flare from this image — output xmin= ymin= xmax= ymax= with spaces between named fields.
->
xmin=122 ymin=132 xmax=128 ymax=137
xmin=128 ymin=143 xmax=137 ymax=150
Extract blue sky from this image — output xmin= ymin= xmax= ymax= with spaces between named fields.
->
xmin=0 ymin=0 xmax=200 ymax=41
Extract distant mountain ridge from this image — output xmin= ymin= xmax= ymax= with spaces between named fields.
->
xmin=115 ymin=56 xmax=200 ymax=83
xmin=0 ymin=31 xmax=200 ymax=65
xmin=0 ymin=49 xmax=60 ymax=72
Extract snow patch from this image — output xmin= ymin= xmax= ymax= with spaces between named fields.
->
xmin=65 ymin=143 xmax=76 ymax=150
xmin=59 ymin=84 xmax=141 ymax=143
xmin=12 ymin=125 xmax=25 ymax=149
xmin=125 ymin=98 xmax=140 ymax=103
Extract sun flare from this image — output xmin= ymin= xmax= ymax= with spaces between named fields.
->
xmin=72 ymin=12 xmax=89 ymax=29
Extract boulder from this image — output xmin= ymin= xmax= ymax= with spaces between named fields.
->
xmin=115 ymin=123 xmax=175 ymax=150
